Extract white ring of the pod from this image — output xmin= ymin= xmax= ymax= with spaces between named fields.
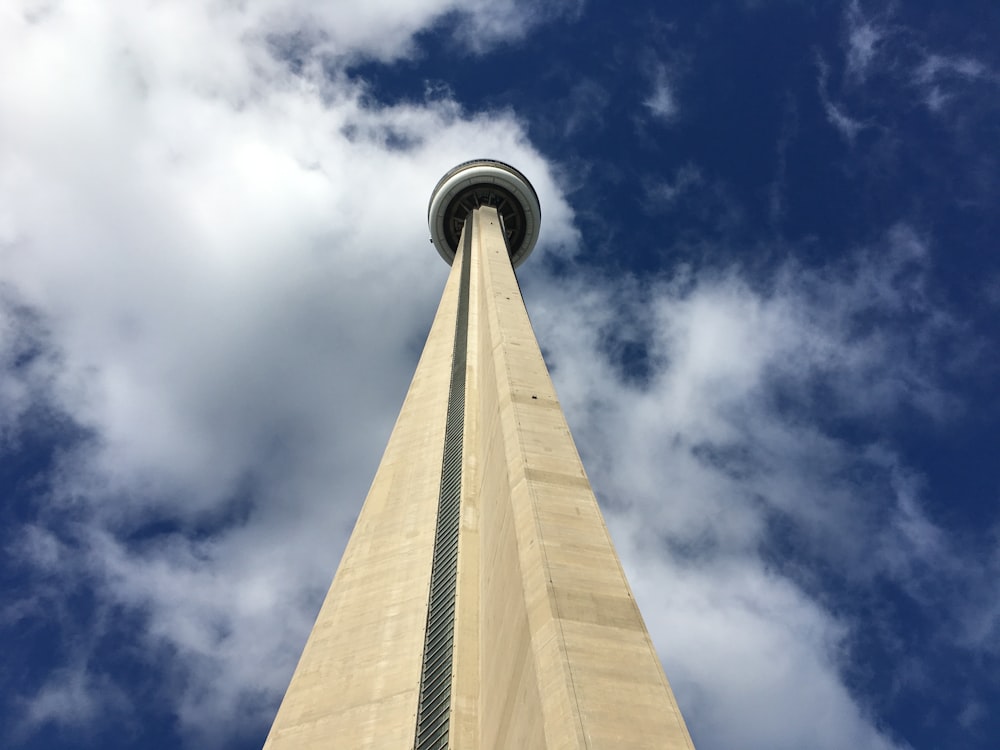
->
xmin=428 ymin=160 xmax=541 ymax=268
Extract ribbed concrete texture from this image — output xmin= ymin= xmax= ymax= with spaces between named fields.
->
xmin=264 ymin=206 xmax=695 ymax=749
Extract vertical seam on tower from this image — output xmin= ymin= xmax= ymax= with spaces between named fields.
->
xmin=414 ymin=215 xmax=473 ymax=750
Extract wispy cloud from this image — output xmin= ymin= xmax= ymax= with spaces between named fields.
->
xmin=845 ymin=0 xmax=885 ymax=79
xmin=838 ymin=3 xmax=998 ymax=119
xmin=21 ymin=668 xmax=132 ymax=733
xmin=643 ymin=163 xmax=703 ymax=209
xmin=768 ymin=95 xmax=798 ymax=227
xmin=817 ymin=54 xmax=871 ymax=142
xmin=913 ymin=53 xmax=997 ymax=112
xmin=451 ymin=0 xmax=584 ymax=53
xmin=644 ymin=63 xmax=679 ymax=122
xmin=562 ymin=79 xmax=611 ymax=136
xmin=916 ymin=54 xmax=989 ymax=83
xmin=824 ymin=99 xmax=867 ymax=141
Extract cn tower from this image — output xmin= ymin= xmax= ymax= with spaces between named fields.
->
xmin=263 ymin=161 xmax=695 ymax=749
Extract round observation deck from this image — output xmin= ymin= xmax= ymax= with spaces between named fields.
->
xmin=428 ymin=160 xmax=541 ymax=268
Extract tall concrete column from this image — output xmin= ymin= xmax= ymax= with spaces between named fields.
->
xmin=263 ymin=161 xmax=695 ymax=750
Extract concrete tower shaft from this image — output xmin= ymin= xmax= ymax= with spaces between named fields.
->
xmin=263 ymin=163 xmax=695 ymax=750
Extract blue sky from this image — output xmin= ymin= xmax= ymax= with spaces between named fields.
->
xmin=1 ymin=1 xmax=998 ymax=748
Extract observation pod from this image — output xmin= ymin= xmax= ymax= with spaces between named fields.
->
xmin=428 ymin=159 xmax=541 ymax=268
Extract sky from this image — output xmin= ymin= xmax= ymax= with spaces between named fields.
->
xmin=1 ymin=0 xmax=998 ymax=748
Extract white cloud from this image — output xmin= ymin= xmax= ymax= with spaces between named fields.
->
xmin=0 ymin=0 xmax=578 ymax=519
xmin=837 ymin=4 xmax=997 ymax=118
xmin=626 ymin=555 xmax=904 ymax=750
xmin=824 ymin=98 xmax=867 ymax=141
xmin=21 ymin=667 xmax=131 ymax=731
xmin=816 ymin=54 xmax=870 ymax=142
xmin=845 ymin=0 xmax=884 ymax=79
xmin=848 ymin=24 xmax=881 ymax=77
xmin=524 ymin=223 xmax=964 ymax=749
xmin=913 ymin=53 xmax=997 ymax=113
xmin=644 ymin=64 xmax=679 ymax=122
xmin=644 ymin=163 xmax=703 ymax=208
xmin=916 ymin=54 xmax=988 ymax=83
xmin=450 ymin=0 xmax=584 ymax=54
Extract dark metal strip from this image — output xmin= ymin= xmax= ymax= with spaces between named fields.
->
xmin=414 ymin=214 xmax=472 ymax=750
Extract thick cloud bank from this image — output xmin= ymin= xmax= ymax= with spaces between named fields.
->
xmin=0 ymin=1 xmax=574 ymax=746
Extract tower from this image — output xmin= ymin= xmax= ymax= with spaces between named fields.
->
xmin=263 ymin=161 xmax=695 ymax=749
